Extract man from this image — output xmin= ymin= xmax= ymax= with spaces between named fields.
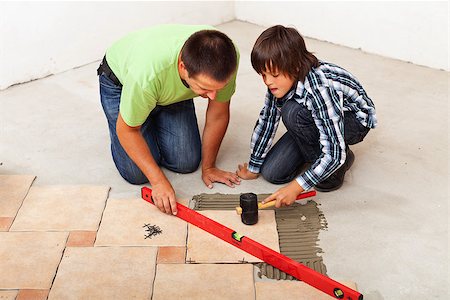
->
xmin=98 ymin=24 xmax=240 ymax=216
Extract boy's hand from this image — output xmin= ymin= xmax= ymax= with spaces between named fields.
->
xmin=236 ymin=163 xmax=259 ymax=180
xmin=262 ymin=180 xmax=304 ymax=208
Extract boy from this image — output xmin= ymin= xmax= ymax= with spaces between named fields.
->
xmin=237 ymin=25 xmax=377 ymax=207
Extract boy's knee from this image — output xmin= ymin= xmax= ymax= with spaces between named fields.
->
xmin=260 ymin=167 xmax=291 ymax=185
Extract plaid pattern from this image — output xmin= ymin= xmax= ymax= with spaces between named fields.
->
xmin=248 ymin=61 xmax=377 ymax=190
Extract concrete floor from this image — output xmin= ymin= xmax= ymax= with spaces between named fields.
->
xmin=1 ymin=21 xmax=448 ymax=299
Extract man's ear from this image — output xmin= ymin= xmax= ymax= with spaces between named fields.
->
xmin=179 ymin=60 xmax=189 ymax=78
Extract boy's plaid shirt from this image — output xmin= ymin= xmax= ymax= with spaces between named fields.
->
xmin=248 ymin=61 xmax=377 ymax=190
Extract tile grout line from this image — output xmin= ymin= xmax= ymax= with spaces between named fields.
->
xmin=46 ymin=233 xmax=70 ymax=299
xmin=252 ymin=262 xmax=257 ymax=300
xmin=92 ymin=187 xmax=111 ymax=246
xmin=150 ymin=247 xmax=159 ymax=300
xmin=8 ymin=176 xmax=37 ymax=231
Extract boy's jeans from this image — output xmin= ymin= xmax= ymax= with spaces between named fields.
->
xmin=99 ymin=73 xmax=201 ymax=184
xmin=260 ymin=100 xmax=369 ymax=184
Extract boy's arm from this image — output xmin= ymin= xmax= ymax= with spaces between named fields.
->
xmin=263 ymin=87 xmax=346 ymax=208
xmin=247 ymin=91 xmax=282 ymax=173
xmin=295 ymin=87 xmax=346 ymax=190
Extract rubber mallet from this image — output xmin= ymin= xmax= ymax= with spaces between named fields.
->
xmin=236 ymin=190 xmax=317 ymax=225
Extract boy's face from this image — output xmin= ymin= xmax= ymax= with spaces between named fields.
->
xmin=261 ymin=68 xmax=296 ymax=99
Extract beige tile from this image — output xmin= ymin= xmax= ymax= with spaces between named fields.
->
xmin=10 ymin=185 xmax=109 ymax=231
xmin=0 ymin=232 xmax=68 ymax=289
xmin=0 ymin=290 xmax=18 ymax=300
xmin=255 ymin=281 xmax=358 ymax=300
xmin=157 ymin=246 xmax=186 ymax=263
xmin=95 ymin=199 xmax=187 ymax=247
xmin=66 ymin=231 xmax=96 ymax=247
xmin=187 ymin=210 xmax=279 ymax=263
xmin=16 ymin=289 xmax=49 ymax=300
xmin=0 ymin=175 xmax=35 ymax=217
xmin=48 ymin=247 xmax=157 ymax=300
xmin=153 ymin=264 xmax=254 ymax=300
xmin=0 ymin=218 xmax=14 ymax=231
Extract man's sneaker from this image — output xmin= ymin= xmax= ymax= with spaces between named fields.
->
xmin=315 ymin=147 xmax=355 ymax=192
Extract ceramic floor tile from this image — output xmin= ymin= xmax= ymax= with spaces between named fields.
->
xmin=0 ymin=175 xmax=35 ymax=217
xmin=95 ymin=198 xmax=187 ymax=247
xmin=66 ymin=231 xmax=96 ymax=247
xmin=157 ymin=246 xmax=186 ymax=263
xmin=255 ymin=281 xmax=358 ymax=300
xmin=0 ymin=232 xmax=68 ymax=289
xmin=10 ymin=185 xmax=109 ymax=231
xmin=0 ymin=217 xmax=14 ymax=231
xmin=0 ymin=290 xmax=18 ymax=300
xmin=16 ymin=289 xmax=49 ymax=300
xmin=187 ymin=210 xmax=279 ymax=263
xmin=153 ymin=264 xmax=254 ymax=300
xmin=48 ymin=247 xmax=157 ymax=300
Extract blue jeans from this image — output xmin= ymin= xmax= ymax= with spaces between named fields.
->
xmin=260 ymin=100 xmax=369 ymax=184
xmin=99 ymin=73 xmax=201 ymax=184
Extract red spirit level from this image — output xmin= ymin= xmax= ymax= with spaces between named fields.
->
xmin=141 ymin=187 xmax=363 ymax=300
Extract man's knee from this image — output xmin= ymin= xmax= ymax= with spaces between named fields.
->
xmin=113 ymin=158 xmax=148 ymax=185
xmin=117 ymin=167 xmax=148 ymax=185
xmin=166 ymin=154 xmax=201 ymax=174
xmin=123 ymin=175 xmax=148 ymax=185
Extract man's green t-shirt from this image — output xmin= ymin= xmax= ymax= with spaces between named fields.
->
xmin=105 ymin=24 xmax=239 ymax=127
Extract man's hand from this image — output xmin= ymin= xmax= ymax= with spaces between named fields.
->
xmin=262 ymin=180 xmax=304 ymax=208
xmin=236 ymin=162 xmax=259 ymax=180
xmin=116 ymin=113 xmax=178 ymax=215
xmin=202 ymin=167 xmax=241 ymax=189
xmin=151 ymin=179 xmax=178 ymax=215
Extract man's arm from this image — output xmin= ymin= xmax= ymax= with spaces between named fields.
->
xmin=116 ymin=113 xmax=178 ymax=215
xmin=201 ymin=99 xmax=240 ymax=188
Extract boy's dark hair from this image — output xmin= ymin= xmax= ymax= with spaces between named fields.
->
xmin=181 ymin=30 xmax=237 ymax=82
xmin=251 ymin=25 xmax=319 ymax=81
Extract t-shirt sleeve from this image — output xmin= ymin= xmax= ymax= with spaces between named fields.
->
xmin=119 ymin=75 xmax=157 ymax=127
xmin=215 ymin=73 xmax=236 ymax=102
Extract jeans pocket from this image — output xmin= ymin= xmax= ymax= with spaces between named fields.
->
xmin=99 ymin=73 xmax=120 ymax=90
xmin=99 ymin=75 xmax=121 ymax=121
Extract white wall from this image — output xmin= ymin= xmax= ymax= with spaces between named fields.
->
xmin=1 ymin=1 xmax=448 ymax=90
xmin=0 ymin=1 xmax=235 ymax=90
xmin=235 ymin=1 xmax=449 ymax=71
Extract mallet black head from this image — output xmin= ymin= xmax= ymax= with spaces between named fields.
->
xmin=239 ymin=193 xmax=258 ymax=225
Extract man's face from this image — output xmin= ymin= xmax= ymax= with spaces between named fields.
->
xmin=261 ymin=68 xmax=296 ymax=99
xmin=184 ymin=73 xmax=228 ymax=101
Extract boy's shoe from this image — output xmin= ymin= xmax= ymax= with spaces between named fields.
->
xmin=315 ymin=147 xmax=355 ymax=192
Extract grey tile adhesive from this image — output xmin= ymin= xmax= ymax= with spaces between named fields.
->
xmin=191 ymin=193 xmax=328 ymax=280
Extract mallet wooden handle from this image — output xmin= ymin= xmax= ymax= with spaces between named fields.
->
xmin=236 ymin=190 xmax=316 ymax=215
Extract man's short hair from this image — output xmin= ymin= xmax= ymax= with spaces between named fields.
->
xmin=181 ymin=30 xmax=237 ymax=82
xmin=251 ymin=25 xmax=319 ymax=81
